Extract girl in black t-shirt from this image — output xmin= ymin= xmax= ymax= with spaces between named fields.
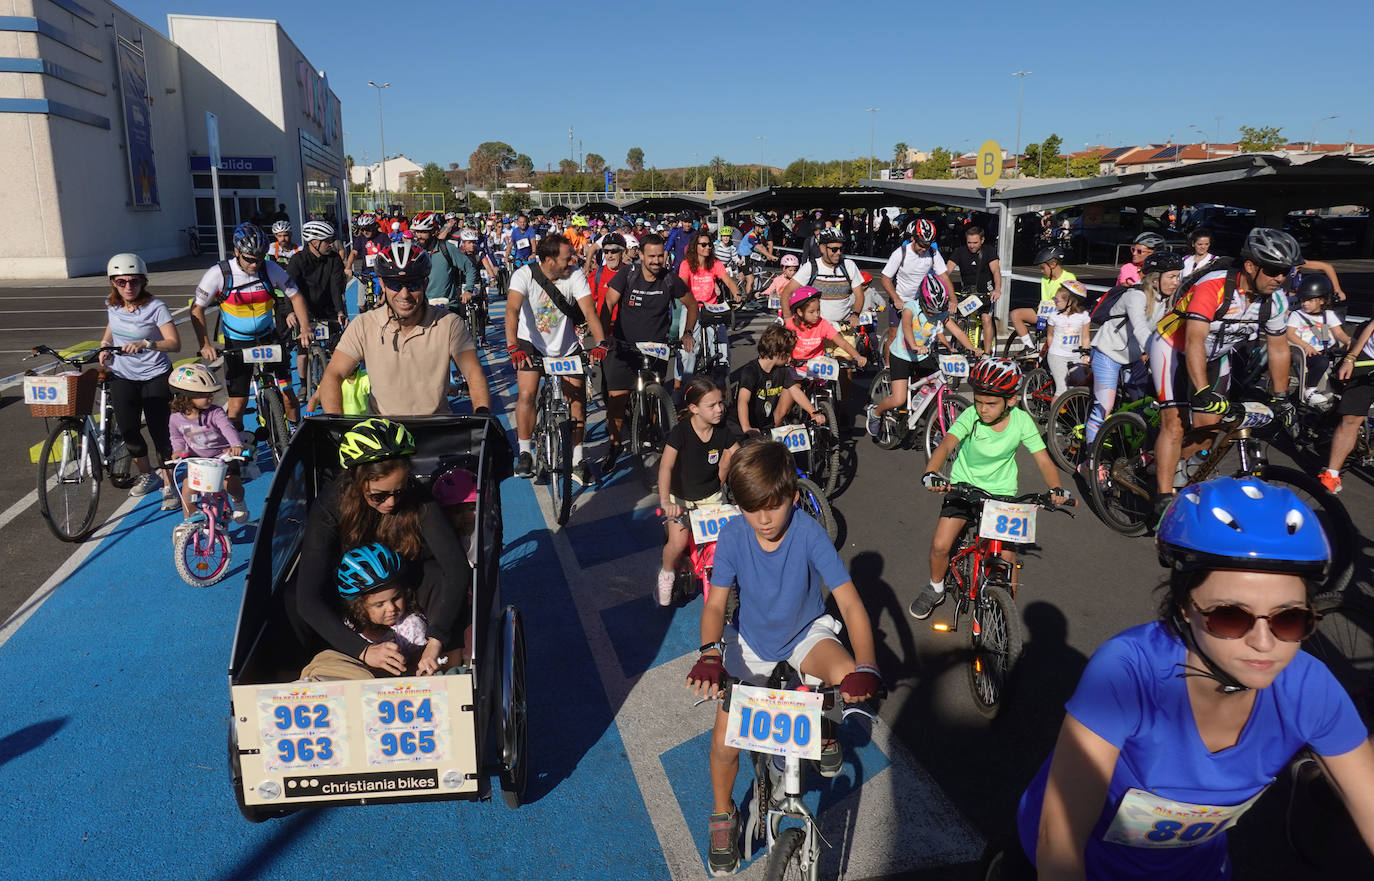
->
xmin=655 ymin=377 xmax=739 ymax=606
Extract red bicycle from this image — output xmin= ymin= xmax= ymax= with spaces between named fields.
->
xmin=929 ymin=483 xmax=1075 ymax=717
xmin=657 ymin=501 xmax=742 ymax=604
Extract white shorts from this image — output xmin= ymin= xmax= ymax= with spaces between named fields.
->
xmin=723 ymin=614 xmax=843 ymax=687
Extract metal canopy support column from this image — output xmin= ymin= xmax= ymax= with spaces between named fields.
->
xmin=996 ymin=195 xmax=1015 ymax=326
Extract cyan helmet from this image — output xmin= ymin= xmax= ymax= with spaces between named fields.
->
xmin=336 ymin=543 xmax=404 ymax=598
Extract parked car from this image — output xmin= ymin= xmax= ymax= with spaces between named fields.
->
xmin=1066 ymin=206 xmax=1184 ymax=264
xmin=1182 ymin=204 xmax=1257 ymax=257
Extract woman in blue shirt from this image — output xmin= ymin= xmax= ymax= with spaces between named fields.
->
xmin=1017 ymin=477 xmax=1374 ymax=880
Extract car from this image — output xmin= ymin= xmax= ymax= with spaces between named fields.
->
xmin=1182 ymin=204 xmax=1257 ymax=256
xmin=1065 ymin=206 xmax=1184 ymax=263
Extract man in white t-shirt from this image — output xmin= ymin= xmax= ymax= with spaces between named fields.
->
xmin=878 ymin=218 xmax=953 ymax=349
xmin=505 ymin=233 xmax=611 ymax=484
xmin=793 ymin=228 xmax=864 ymax=325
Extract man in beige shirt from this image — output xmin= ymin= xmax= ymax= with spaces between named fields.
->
xmin=320 ymin=241 xmax=491 ymax=416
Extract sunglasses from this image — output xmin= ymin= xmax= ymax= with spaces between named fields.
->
xmin=1191 ymin=600 xmax=1318 ymax=643
xmin=824 ymin=245 xmax=842 ymax=252
xmin=697 ymin=242 xmax=712 ymax=247
xmin=238 ymin=255 xmax=262 ymax=265
xmin=112 ymin=277 xmax=143 ymax=288
xmin=602 ymin=247 xmax=623 ymax=254
xmin=1130 ymin=246 xmax=1153 ymax=255
xmin=1257 ymin=262 xmax=1292 ymax=278
xmin=365 ymin=487 xmax=406 ymax=505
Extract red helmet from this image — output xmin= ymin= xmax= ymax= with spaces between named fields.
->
xmin=906 ymin=218 xmax=937 ymax=245
xmin=969 ymin=358 xmax=1022 ymax=397
xmin=410 ymin=211 xmax=439 ymax=232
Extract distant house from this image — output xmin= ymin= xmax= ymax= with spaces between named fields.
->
xmin=350 ymin=154 xmax=423 ymax=188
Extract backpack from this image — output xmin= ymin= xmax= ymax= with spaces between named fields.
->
xmin=1156 ymin=265 xmax=1275 ymax=341
xmin=1089 ymin=284 xmax=1135 ymax=327
xmin=804 ymin=256 xmax=853 ymax=287
xmin=528 ymin=262 xmax=585 ymax=326
xmin=212 ymin=258 xmax=283 ymax=342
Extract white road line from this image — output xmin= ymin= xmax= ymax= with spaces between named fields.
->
xmin=0 ymin=295 xmax=126 ymax=300
xmin=0 ymin=326 xmax=107 ymax=332
xmin=0 ymin=487 xmax=42 ymax=533
xmin=0 ymin=491 xmax=142 ymax=648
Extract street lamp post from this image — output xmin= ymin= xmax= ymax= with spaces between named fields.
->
xmin=1309 ymin=115 xmax=1338 ymax=153
xmin=1188 ymin=124 xmax=1208 ymax=159
xmin=757 ymin=135 xmax=766 ymax=188
xmin=1012 ymin=71 xmax=1031 ymax=179
xmin=866 ymin=107 xmax=878 ymax=179
xmin=367 ymin=81 xmax=390 ymax=209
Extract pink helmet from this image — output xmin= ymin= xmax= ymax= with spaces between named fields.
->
xmin=788 ymin=285 xmax=821 ymax=311
xmin=918 ymin=275 xmax=949 ymax=314
xmin=432 ymin=466 xmax=478 ymax=506
xmin=780 ymin=254 xmax=800 ymax=267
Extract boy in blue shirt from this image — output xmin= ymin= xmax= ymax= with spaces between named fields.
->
xmin=686 ymin=439 xmax=881 ymax=875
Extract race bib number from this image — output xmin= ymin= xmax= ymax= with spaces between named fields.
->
xmin=1239 ymin=401 xmax=1274 ymax=429
xmin=705 ymin=301 xmax=730 ymax=314
xmin=545 ymin=356 xmax=583 ymax=376
xmin=361 ymin=680 xmax=450 ymax=767
xmin=636 ymin=342 xmax=671 ymax=360
xmin=23 ymin=375 xmax=70 ymax=406
xmin=241 ymin=345 xmax=282 ymax=364
xmin=804 ymin=356 xmax=840 ymax=380
xmin=1103 ymin=786 xmax=1266 ymax=849
xmin=515 ymin=238 xmax=531 ymax=252
xmin=724 ymin=684 xmax=822 ymax=761
xmin=938 ymin=353 xmax=969 ymax=377
xmin=1037 ymin=301 xmax=1057 ymax=320
xmin=311 ymin=322 xmax=332 ymax=341
xmin=958 ymin=295 xmax=983 ymax=317
xmin=688 ymin=504 xmax=741 ymax=545
xmin=427 ymin=297 xmax=449 ymax=306
xmin=978 ymin=500 xmax=1037 ymax=544
xmin=858 ymin=312 xmax=875 ymax=326
xmin=771 ymin=424 xmax=812 ymax=452
xmin=365 ymin=254 xmax=377 ymax=267
xmin=767 ymin=294 xmax=780 ymax=311
xmin=1058 ymin=331 xmax=1082 ymax=350
xmin=256 ymin=684 xmax=349 ymax=772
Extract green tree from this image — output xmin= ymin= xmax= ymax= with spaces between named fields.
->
xmin=558 ymin=159 xmax=579 ymax=176
xmin=448 ymin=162 xmax=459 ymax=171
xmin=497 ymin=191 xmax=532 ymax=214
xmin=626 ymin=147 xmax=645 ymax=171
xmin=1068 ymin=153 xmax=1102 ymax=178
xmin=409 ymin=162 xmax=456 ymax=208
xmin=892 ymin=141 xmax=909 ymax=170
xmin=584 ymin=153 xmax=605 ymax=173
xmin=468 ymin=141 xmax=517 ymax=189
xmin=511 ymin=153 xmax=535 ymax=179
xmin=1023 ymin=134 xmax=1066 ymax=177
xmin=915 ymin=147 xmax=953 ymax=179
xmin=469 ymin=194 xmax=491 ymax=213
xmin=1238 ymin=124 xmax=1285 ymax=152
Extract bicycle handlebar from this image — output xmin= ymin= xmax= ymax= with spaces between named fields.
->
xmin=695 ymin=674 xmax=887 ymax=723
xmin=943 ymin=482 xmax=1078 ymax=515
xmin=25 ymin=344 xmax=121 ymax=367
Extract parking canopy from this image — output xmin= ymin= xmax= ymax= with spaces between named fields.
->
xmin=620 ymin=194 xmax=712 ymax=214
xmin=715 ymin=185 xmax=896 ymax=214
xmin=576 ymin=200 xmax=621 ymax=214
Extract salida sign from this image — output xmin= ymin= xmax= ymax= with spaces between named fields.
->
xmin=296 ymin=59 xmax=340 ymax=146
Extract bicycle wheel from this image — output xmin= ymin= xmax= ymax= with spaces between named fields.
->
xmin=968 ymin=582 xmax=1022 ymax=718
xmin=809 ymin=399 xmax=841 ymax=497
xmin=260 ymin=386 xmax=291 ymax=465
xmin=632 ymin=382 xmax=677 ymax=491
xmin=1088 ymin=410 xmax=1155 ymax=536
xmin=1019 ymin=366 xmax=1055 ymax=426
xmin=305 ymin=348 xmax=327 ymax=408
xmin=36 ymin=418 xmax=102 ymax=542
xmin=174 ymin=524 xmax=233 ymax=586
xmin=106 ymin=431 xmax=137 ymax=489
xmin=1255 ymin=465 xmax=1355 ymax=595
xmin=1046 ymin=387 xmax=1092 ymax=473
xmin=870 ymin=366 xmax=892 ymax=405
xmin=796 ymin=476 xmax=838 ymax=546
xmin=924 ymin=393 xmax=968 ymax=461
xmin=1307 ymin=592 xmax=1374 ymax=728
xmin=548 ymin=417 xmax=574 ymax=527
xmin=762 ymin=826 xmax=808 ymax=881
xmin=874 ymin=408 xmax=908 ymax=450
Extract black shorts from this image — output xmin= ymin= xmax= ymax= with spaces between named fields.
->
xmin=939 ymin=493 xmax=980 ymax=522
xmin=223 ymin=335 xmax=292 ymax=399
xmin=602 ymin=343 xmax=670 ymax=393
xmin=1336 ymin=365 xmax=1374 ymax=416
xmin=889 ymin=353 xmax=937 ymax=383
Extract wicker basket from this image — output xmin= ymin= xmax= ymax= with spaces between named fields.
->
xmin=26 ymin=369 xmax=98 ymax=418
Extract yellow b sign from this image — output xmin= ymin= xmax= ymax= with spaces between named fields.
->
xmin=975 ymin=140 xmax=1002 ymax=188
xmin=705 ymin=177 xmax=716 ymax=201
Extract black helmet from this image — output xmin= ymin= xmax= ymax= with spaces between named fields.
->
xmin=232 ymin=222 xmax=266 ymax=258
xmin=1240 ymin=228 xmax=1303 ymax=267
xmin=1142 ymin=250 xmax=1184 ymax=275
xmin=1293 ymin=273 xmax=1335 ymax=302
xmin=374 ymin=240 xmax=431 ymax=285
xmin=1033 ymin=245 xmax=1064 ymax=265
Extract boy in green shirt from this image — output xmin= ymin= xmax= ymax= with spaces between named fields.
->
xmin=1007 ymin=246 xmax=1077 ymax=353
xmin=910 ymin=358 xmax=1067 ymax=619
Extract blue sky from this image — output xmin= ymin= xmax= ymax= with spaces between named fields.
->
xmin=124 ymin=0 xmax=1374 ymax=170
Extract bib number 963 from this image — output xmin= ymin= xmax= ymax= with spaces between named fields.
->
xmin=257 ymin=687 xmax=348 ymax=771
xmin=723 ymin=684 xmax=823 ymax=760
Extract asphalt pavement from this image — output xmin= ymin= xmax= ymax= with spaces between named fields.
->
xmin=0 ymin=268 xmax=1371 ymax=879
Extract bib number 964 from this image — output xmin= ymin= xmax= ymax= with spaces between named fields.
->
xmin=723 ymin=684 xmax=823 ymax=760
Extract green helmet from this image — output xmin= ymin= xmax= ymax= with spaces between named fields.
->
xmin=338 ymin=418 xmax=416 ymax=469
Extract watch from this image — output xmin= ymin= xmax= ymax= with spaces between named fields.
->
xmin=697 ymin=641 xmax=726 ymax=657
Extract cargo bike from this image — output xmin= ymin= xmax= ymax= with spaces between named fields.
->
xmin=226 ymin=414 xmax=527 ymax=819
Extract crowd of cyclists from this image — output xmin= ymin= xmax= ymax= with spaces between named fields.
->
xmin=83 ymin=197 xmax=1374 ymax=879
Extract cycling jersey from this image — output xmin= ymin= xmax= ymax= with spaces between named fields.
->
xmin=194 ymin=258 xmax=299 ymax=341
xmin=508 ymin=225 xmax=537 ymax=261
xmin=1039 ymin=269 xmax=1078 ymax=303
xmin=1017 ymin=621 xmax=1365 ymax=881
xmin=424 ymin=239 xmax=478 ymax=306
xmin=607 ymin=266 xmax=690 ymax=343
xmin=1157 ymin=269 xmax=1288 ymax=360
xmin=350 ymin=233 xmax=391 ymax=271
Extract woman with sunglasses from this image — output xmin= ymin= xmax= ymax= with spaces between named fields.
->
xmin=1014 ymin=476 xmax=1374 ymax=881
xmin=293 ymin=418 xmax=471 ymax=676
xmin=1118 ymin=232 xmax=1166 ymax=287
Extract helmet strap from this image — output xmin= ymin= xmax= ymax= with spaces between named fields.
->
xmin=1171 ymin=610 xmax=1249 ymax=695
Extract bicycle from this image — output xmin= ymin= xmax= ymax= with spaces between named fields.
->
xmin=870 ymin=349 xmax=972 ymax=460
xmin=951 ymin=287 xmax=999 ymax=355
xmin=462 ymin=293 xmax=489 ymax=348
xmin=693 ymin=297 xmax=734 ymax=384
xmin=221 ymin=343 xmax=294 ymax=466
xmin=1087 ymin=399 xmax=1355 ymax=592
xmin=695 ymin=667 xmax=881 ymax=880
xmin=170 ymin=451 xmax=253 ymax=587
xmin=624 ymin=340 xmax=681 ymax=490
xmin=184 ymin=225 xmax=203 ymax=258
xmin=23 ymin=345 xmax=137 ymax=541
xmin=1038 ymin=350 xmax=1118 ymax=473
xmin=528 ymin=351 xmax=591 ymax=527
xmin=299 ymin=320 xmax=339 ymax=414
xmin=927 ymin=483 xmax=1075 ymax=717
xmin=790 ymin=356 xmax=844 ymax=497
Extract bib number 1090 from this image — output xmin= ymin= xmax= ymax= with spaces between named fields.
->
xmin=723 ymin=684 xmax=823 ymax=760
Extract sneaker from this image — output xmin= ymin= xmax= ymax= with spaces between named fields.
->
xmin=656 ymin=569 xmax=675 ymax=607
xmin=707 ymin=805 xmax=741 ymax=876
xmin=129 ymin=472 xmax=162 ymax=497
xmin=159 ymin=488 xmax=180 ymax=511
xmin=230 ymin=495 xmax=250 ymax=523
xmin=1154 ymin=492 xmax=1177 ymax=525
xmin=1305 ymin=391 xmax=1330 ymax=407
xmin=598 ymin=444 xmax=621 ymax=475
xmin=865 ymin=404 xmax=881 ymax=438
xmin=818 ymin=736 xmax=843 ymax=778
xmin=514 ymin=452 xmax=534 ymax=478
xmin=908 ymin=585 xmax=946 ymax=620
xmin=571 ymin=461 xmax=593 ymax=487
xmin=1318 ymin=470 xmax=1343 ymax=495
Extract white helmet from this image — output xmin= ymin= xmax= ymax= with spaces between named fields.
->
xmin=302 ymin=220 xmax=335 ymax=242
xmin=271 ymin=220 xmax=292 ymax=234
xmin=459 ymin=229 xmax=479 ymax=242
xmin=168 ymin=363 xmax=223 ymax=394
xmin=107 ymin=252 xmax=147 ymax=277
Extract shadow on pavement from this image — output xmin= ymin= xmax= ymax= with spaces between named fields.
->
xmin=0 ymin=718 xmax=67 ymax=769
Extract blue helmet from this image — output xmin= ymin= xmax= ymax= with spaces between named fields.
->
xmin=336 ymin=543 xmax=404 ymax=598
xmin=1156 ymin=477 xmax=1330 ymax=577
xmin=232 ymin=222 xmax=266 ymax=258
